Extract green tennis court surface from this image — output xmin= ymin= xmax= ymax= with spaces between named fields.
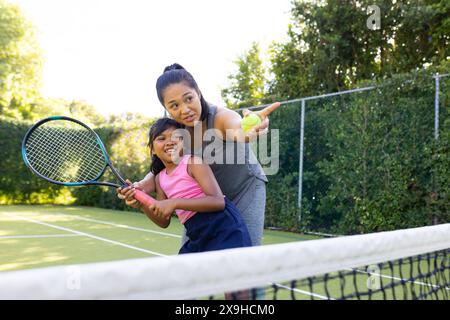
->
xmin=0 ymin=205 xmax=317 ymax=272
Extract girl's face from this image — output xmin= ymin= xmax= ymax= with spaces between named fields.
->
xmin=162 ymin=82 xmax=202 ymax=127
xmin=152 ymin=126 xmax=183 ymax=164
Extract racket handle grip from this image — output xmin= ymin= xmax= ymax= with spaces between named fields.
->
xmin=134 ymin=189 xmax=157 ymax=207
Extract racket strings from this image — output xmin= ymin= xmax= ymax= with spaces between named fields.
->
xmin=27 ymin=128 xmax=98 ymax=181
xmin=48 ymin=128 xmax=104 ymax=181
xmin=58 ymin=128 xmax=105 ymax=179
xmin=27 ymin=128 xmax=96 ymax=179
xmin=25 ymin=122 xmax=106 ymax=183
xmin=28 ymin=128 xmax=104 ymax=182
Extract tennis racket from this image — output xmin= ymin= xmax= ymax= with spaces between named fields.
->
xmin=21 ymin=116 xmax=156 ymax=207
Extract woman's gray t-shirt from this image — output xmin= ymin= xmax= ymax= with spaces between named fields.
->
xmin=192 ymin=105 xmax=268 ymax=212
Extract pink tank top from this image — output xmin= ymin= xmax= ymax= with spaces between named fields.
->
xmin=158 ymin=155 xmax=206 ymax=224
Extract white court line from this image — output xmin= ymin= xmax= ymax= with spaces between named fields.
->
xmin=352 ymin=267 xmax=450 ymax=291
xmin=62 ymin=214 xmax=181 ymax=239
xmin=273 ymin=283 xmax=331 ymax=300
xmin=2 ymin=211 xmax=318 ymax=299
xmin=3 ymin=212 xmax=166 ymax=257
xmin=0 ymin=234 xmax=82 ymax=240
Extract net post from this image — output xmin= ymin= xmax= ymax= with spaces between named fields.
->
xmin=298 ymin=99 xmax=306 ymax=223
xmin=434 ymin=73 xmax=439 ymax=140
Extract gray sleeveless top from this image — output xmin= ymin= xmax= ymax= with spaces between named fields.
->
xmin=192 ymin=105 xmax=268 ymax=209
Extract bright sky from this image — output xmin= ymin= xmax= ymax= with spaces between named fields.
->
xmin=11 ymin=0 xmax=292 ymax=118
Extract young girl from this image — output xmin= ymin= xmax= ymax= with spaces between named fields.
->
xmin=122 ymin=118 xmax=252 ymax=254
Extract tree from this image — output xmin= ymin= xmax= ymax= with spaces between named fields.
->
xmin=221 ymin=42 xmax=267 ymax=109
xmin=28 ymin=98 xmax=106 ymax=127
xmin=268 ymin=0 xmax=450 ymax=100
xmin=220 ymin=1 xmax=450 ymax=233
xmin=0 ymin=0 xmax=42 ymax=119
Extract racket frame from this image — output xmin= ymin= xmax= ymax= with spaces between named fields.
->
xmin=22 ymin=116 xmax=127 ymax=188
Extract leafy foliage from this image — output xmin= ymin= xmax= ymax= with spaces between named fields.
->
xmin=0 ymin=0 xmax=42 ymax=119
xmin=221 ymin=0 xmax=450 ymax=233
xmin=268 ymin=0 xmax=450 ymax=99
xmin=263 ymin=65 xmax=449 ymax=234
xmin=221 ymin=42 xmax=267 ymax=109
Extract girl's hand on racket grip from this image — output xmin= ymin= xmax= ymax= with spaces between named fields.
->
xmin=124 ymin=179 xmax=157 ymax=206
xmin=149 ymin=199 xmax=176 ymax=220
xmin=116 ymin=180 xmax=141 ymax=209
xmin=134 ymin=189 xmax=157 ymax=207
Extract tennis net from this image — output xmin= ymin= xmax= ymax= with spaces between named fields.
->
xmin=0 ymin=223 xmax=448 ymax=300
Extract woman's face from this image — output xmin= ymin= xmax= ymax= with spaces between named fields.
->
xmin=162 ymin=82 xmax=202 ymax=127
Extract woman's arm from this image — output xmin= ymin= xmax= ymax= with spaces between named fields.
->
xmin=215 ymin=102 xmax=281 ymax=143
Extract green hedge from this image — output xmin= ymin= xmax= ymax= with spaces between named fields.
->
xmin=0 ymin=118 xmax=152 ymax=211
xmin=264 ymin=65 xmax=450 ymax=234
xmin=0 ymin=119 xmax=65 ymax=204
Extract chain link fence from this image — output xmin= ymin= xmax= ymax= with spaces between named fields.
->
xmin=239 ymin=72 xmax=449 ymax=235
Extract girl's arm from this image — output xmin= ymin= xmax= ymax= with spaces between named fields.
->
xmin=172 ymin=156 xmax=225 ymax=212
xmin=135 ymin=172 xmax=156 ymax=194
xmin=149 ymin=156 xmax=225 ymax=218
xmin=139 ymin=175 xmax=171 ymax=228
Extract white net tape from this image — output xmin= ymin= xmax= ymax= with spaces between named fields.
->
xmin=0 ymin=224 xmax=448 ymax=300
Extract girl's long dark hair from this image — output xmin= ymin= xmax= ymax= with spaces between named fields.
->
xmin=156 ymin=63 xmax=209 ymax=121
xmin=148 ymin=118 xmax=183 ymax=175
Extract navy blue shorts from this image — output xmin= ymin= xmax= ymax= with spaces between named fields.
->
xmin=179 ymin=197 xmax=252 ymax=254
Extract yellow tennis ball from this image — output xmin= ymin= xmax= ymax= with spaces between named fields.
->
xmin=241 ymin=113 xmax=262 ymax=132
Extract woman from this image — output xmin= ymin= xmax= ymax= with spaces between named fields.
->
xmin=118 ymin=63 xmax=280 ymax=247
